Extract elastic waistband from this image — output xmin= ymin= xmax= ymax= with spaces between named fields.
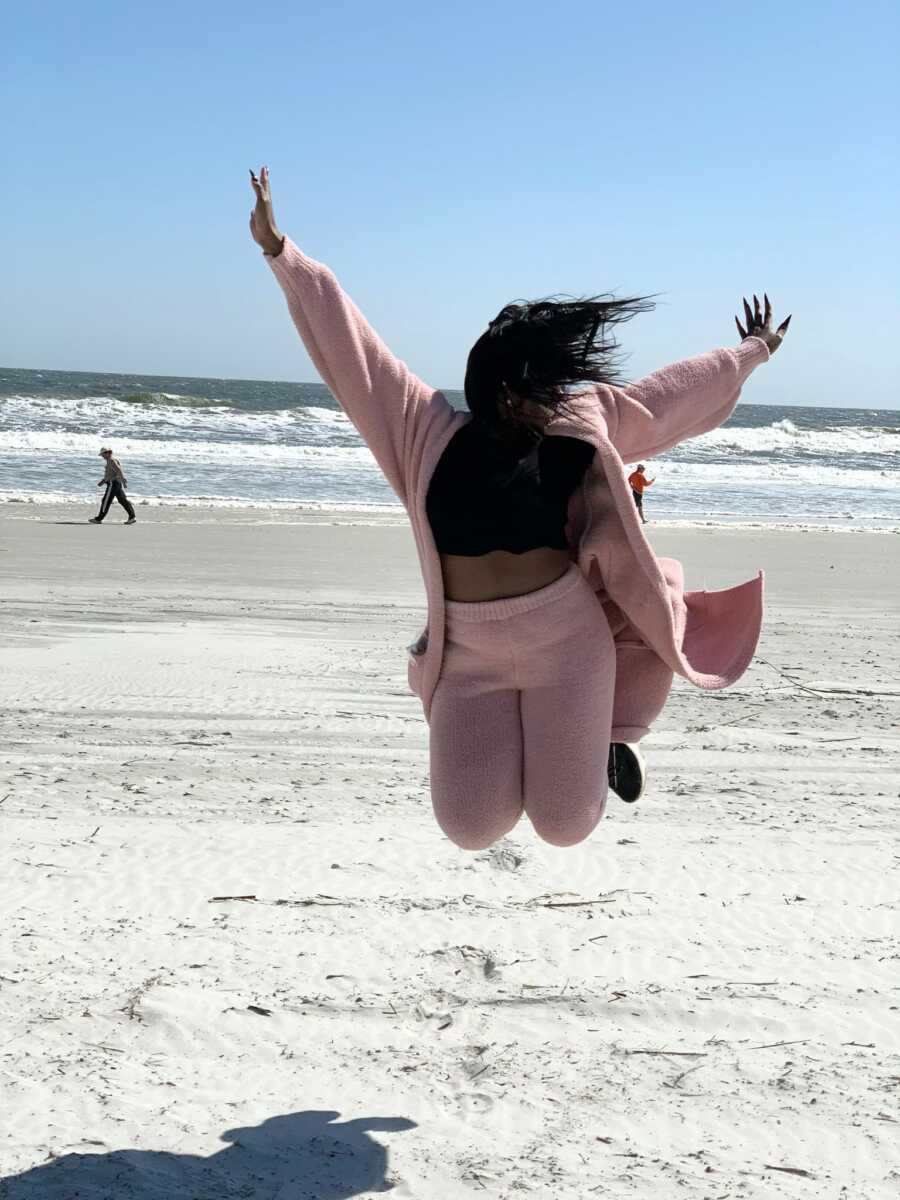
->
xmin=445 ymin=563 xmax=583 ymax=623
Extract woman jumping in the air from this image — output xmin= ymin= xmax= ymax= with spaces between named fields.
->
xmin=249 ymin=166 xmax=790 ymax=851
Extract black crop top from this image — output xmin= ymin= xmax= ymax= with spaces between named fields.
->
xmin=426 ymin=423 xmax=595 ymax=556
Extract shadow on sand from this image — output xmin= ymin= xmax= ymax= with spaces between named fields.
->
xmin=0 ymin=1109 xmax=417 ymax=1199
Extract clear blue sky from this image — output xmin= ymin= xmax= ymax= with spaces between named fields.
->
xmin=4 ymin=0 xmax=898 ymax=406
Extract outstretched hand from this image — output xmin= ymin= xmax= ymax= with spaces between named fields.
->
xmin=249 ymin=166 xmax=284 ymax=257
xmin=735 ymin=294 xmax=791 ymax=355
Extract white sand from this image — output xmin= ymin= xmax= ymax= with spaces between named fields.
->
xmin=1 ymin=505 xmax=898 ymax=1198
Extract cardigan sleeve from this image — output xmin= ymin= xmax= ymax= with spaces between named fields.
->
xmin=266 ymin=237 xmax=443 ymax=504
xmin=600 ymin=337 xmax=770 ymax=462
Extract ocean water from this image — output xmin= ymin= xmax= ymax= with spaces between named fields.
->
xmin=1 ymin=366 xmax=897 ymax=529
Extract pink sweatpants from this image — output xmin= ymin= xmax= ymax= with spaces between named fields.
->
xmin=429 ymin=565 xmax=619 ymax=850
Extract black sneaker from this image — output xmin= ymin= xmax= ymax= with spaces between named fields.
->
xmin=607 ymin=743 xmax=646 ymax=803
xmin=88 ymin=517 xmax=102 ymax=524
xmin=124 ymin=517 xmax=137 ymax=525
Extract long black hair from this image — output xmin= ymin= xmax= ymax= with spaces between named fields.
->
xmin=464 ymin=293 xmax=657 ymax=439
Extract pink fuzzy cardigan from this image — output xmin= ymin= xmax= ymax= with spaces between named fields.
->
xmin=267 ymin=238 xmax=769 ymax=721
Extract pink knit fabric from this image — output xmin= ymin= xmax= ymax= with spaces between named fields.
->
xmin=266 ymin=239 xmax=769 ymax=724
xmin=431 ymin=566 xmax=615 ymax=849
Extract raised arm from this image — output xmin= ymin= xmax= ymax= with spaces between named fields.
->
xmin=600 ymin=295 xmax=790 ymax=462
xmin=250 ymin=167 xmax=447 ymax=504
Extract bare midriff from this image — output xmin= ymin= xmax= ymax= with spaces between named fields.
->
xmin=440 ymin=547 xmax=573 ymax=603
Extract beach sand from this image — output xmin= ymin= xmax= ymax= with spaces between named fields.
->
xmin=1 ymin=505 xmax=898 ymax=1198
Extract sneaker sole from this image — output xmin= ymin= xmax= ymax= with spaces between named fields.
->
xmin=608 ymin=743 xmax=646 ymax=803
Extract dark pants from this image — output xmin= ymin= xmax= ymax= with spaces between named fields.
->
xmin=631 ymin=489 xmax=645 ymax=520
xmin=97 ymin=480 xmax=135 ymax=521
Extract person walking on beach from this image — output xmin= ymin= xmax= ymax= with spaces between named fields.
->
xmin=250 ymin=166 xmax=790 ymax=850
xmin=89 ymin=447 xmax=136 ymax=525
xmin=627 ymin=463 xmax=655 ymax=523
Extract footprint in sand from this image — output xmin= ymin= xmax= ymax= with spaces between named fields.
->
xmin=477 ymin=840 xmax=526 ymax=872
xmin=455 ymin=1091 xmax=495 ymax=1115
xmin=456 ymin=945 xmax=501 ymax=980
xmin=426 ymin=945 xmax=501 ymax=981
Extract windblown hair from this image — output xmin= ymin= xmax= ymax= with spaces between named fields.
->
xmin=464 ymin=294 xmax=657 ymax=438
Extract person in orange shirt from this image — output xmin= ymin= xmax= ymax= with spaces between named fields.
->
xmin=627 ymin=464 xmax=655 ymax=523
